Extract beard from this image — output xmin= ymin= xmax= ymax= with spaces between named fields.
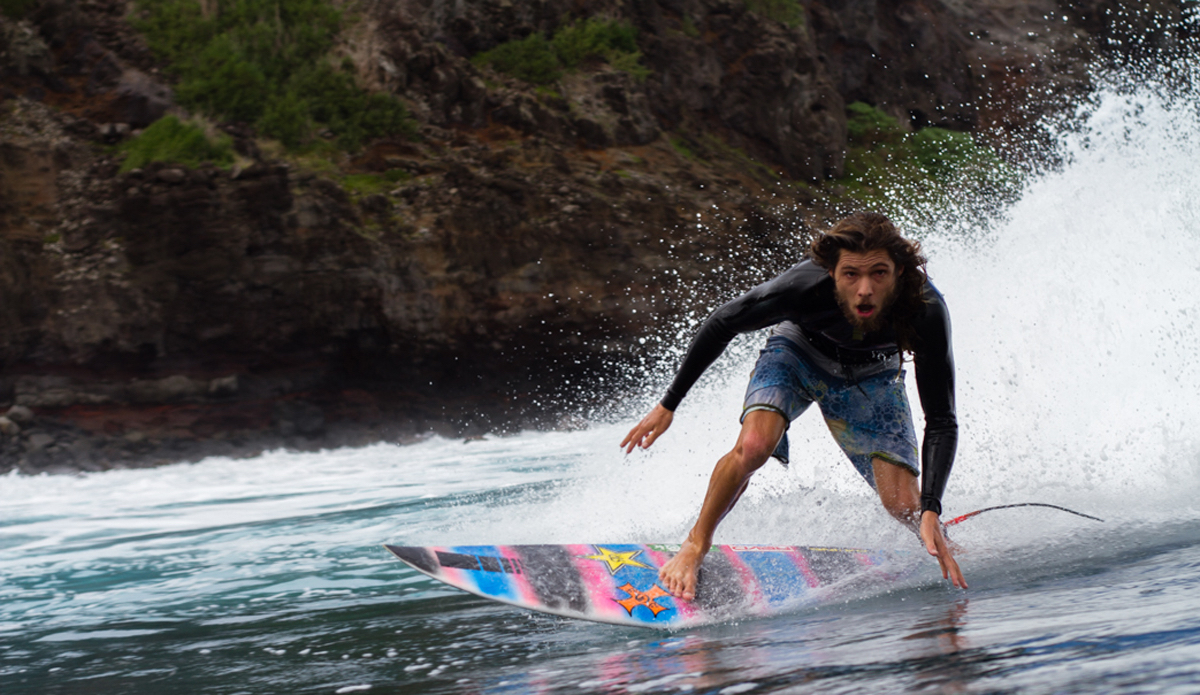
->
xmin=835 ymin=284 xmax=898 ymax=334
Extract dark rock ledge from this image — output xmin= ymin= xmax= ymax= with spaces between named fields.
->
xmin=1 ymin=0 xmax=1187 ymax=474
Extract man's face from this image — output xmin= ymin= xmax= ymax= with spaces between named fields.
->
xmin=831 ymin=249 xmax=901 ymax=333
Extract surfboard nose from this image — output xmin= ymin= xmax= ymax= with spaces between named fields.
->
xmin=384 ymin=545 xmax=438 ymax=574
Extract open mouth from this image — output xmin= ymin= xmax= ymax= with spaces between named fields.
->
xmin=855 ymin=303 xmax=876 ymax=317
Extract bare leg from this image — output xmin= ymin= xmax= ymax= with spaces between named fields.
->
xmin=658 ymin=410 xmax=787 ymax=600
xmin=871 ymin=457 xmax=921 ymax=531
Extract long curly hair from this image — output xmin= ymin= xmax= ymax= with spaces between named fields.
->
xmin=808 ymin=212 xmax=929 ymax=352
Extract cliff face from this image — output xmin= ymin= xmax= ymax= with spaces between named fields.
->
xmin=0 ymin=0 xmax=1187 ymax=472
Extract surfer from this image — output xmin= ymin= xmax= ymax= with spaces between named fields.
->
xmin=622 ymin=212 xmax=966 ymax=599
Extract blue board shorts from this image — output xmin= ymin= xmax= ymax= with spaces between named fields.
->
xmin=742 ymin=336 xmax=920 ymax=488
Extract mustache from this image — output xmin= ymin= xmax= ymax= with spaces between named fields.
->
xmin=837 ymin=291 xmax=896 ymax=331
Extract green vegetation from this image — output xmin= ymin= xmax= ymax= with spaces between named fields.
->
xmin=699 ymin=133 xmax=781 ymax=184
xmin=535 ymin=85 xmax=565 ymax=101
xmin=473 ymin=18 xmax=649 ymax=85
xmin=117 ymin=115 xmax=234 ymax=172
xmin=475 ymin=32 xmax=561 ymax=84
xmin=745 ymin=0 xmax=805 ymax=29
xmin=835 ymin=102 xmax=1017 ymax=215
xmin=132 ymin=0 xmax=416 ymax=152
xmin=668 ymin=134 xmax=698 ymax=161
xmin=681 ymin=15 xmax=700 ymax=38
xmin=0 ymin=0 xmax=36 ymax=19
xmin=340 ymin=169 xmax=410 ymax=197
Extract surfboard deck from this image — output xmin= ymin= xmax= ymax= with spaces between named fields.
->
xmin=385 ymin=543 xmax=917 ymax=628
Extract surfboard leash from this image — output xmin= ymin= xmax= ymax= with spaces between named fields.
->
xmin=944 ymin=502 xmax=1104 ymax=527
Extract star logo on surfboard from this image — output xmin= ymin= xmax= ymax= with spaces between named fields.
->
xmin=580 ymin=546 xmax=653 ymax=575
xmin=615 ymin=583 xmax=672 ymax=617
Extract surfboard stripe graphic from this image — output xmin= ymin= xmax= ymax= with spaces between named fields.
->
xmin=786 ymin=548 xmax=821 ymax=588
xmin=692 ymin=549 xmax=746 ymax=612
xmin=567 ymin=544 xmax=634 ymax=622
xmin=499 ymin=546 xmax=541 ymax=605
xmin=386 ymin=543 xmax=918 ymax=628
xmin=718 ymin=546 xmax=768 ymax=614
xmin=735 ymin=550 xmax=813 ymax=606
xmin=801 ymin=548 xmax=869 ymax=584
xmin=516 ymin=545 xmax=590 ymax=614
xmin=435 ymin=551 xmax=482 ymax=571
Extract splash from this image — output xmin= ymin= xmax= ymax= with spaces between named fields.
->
xmin=532 ymin=63 xmax=1200 ymax=551
xmin=932 ymin=68 xmax=1200 ymax=522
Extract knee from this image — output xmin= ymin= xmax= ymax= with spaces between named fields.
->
xmin=732 ymin=432 xmax=778 ymax=472
xmin=873 ymin=461 xmax=920 ymax=520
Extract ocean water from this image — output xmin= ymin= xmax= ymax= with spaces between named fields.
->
xmin=5 ymin=70 xmax=1200 ymax=694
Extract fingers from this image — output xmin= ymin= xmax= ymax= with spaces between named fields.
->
xmin=621 ymin=424 xmax=648 ymax=454
xmin=620 ymin=406 xmax=673 ymax=454
xmin=936 ymin=544 xmax=967 ymax=588
xmin=920 ymin=511 xmax=967 ymax=589
xmin=620 ymin=421 xmax=649 ymax=453
xmin=622 ymin=429 xmax=651 ymax=454
xmin=930 ymin=532 xmax=967 ymax=589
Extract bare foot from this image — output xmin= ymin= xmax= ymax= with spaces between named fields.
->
xmin=658 ymin=538 xmax=706 ymax=601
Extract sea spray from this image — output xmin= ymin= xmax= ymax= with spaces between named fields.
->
xmin=485 ymin=64 xmax=1200 ymax=554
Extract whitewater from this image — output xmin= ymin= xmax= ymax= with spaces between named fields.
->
xmin=3 ymin=70 xmax=1200 ymax=694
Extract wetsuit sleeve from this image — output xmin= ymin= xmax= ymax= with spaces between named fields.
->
xmin=912 ymin=293 xmax=958 ymax=516
xmin=661 ymin=266 xmax=814 ymax=411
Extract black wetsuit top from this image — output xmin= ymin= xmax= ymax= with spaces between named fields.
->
xmin=660 ymin=259 xmax=958 ymax=516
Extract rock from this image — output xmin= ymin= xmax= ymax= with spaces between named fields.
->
xmin=99 ymin=122 xmax=131 ymax=143
xmin=274 ymin=401 xmax=326 ymax=437
xmin=27 ymin=433 xmax=55 ymax=451
xmin=14 ymin=377 xmax=114 ymax=408
xmin=0 ymin=19 xmax=52 ymax=77
xmin=6 ymin=405 xmax=34 ymax=424
xmin=208 ymin=375 xmax=239 ymax=397
xmin=112 ymin=69 xmax=174 ymax=128
xmin=0 ymin=416 xmax=19 ymax=437
xmin=157 ymin=168 xmax=186 ymax=184
xmin=359 ymin=194 xmax=390 ymax=216
xmin=128 ymin=375 xmax=208 ymax=403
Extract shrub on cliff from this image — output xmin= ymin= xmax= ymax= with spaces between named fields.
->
xmin=0 ymin=0 xmax=36 ymax=19
xmin=117 ymin=115 xmax=234 ymax=172
xmin=839 ymin=102 xmax=1017 ymax=214
xmin=132 ymin=0 xmax=416 ymax=151
xmin=473 ymin=18 xmax=649 ymax=85
xmin=744 ymin=0 xmax=805 ymax=29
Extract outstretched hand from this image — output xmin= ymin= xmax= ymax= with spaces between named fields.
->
xmin=920 ymin=510 xmax=967 ymax=589
xmin=620 ymin=404 xmax=674 ymax=454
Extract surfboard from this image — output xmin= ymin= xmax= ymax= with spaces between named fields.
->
xmin=385 ymin=543 xmax=917 ymax=628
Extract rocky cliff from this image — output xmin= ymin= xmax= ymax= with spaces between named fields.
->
xmin=0 ymin=0 xmax=1188 ymax=472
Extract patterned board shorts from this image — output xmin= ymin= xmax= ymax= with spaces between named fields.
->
xmin=741 ymin=336 xmax=920 ymax=488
